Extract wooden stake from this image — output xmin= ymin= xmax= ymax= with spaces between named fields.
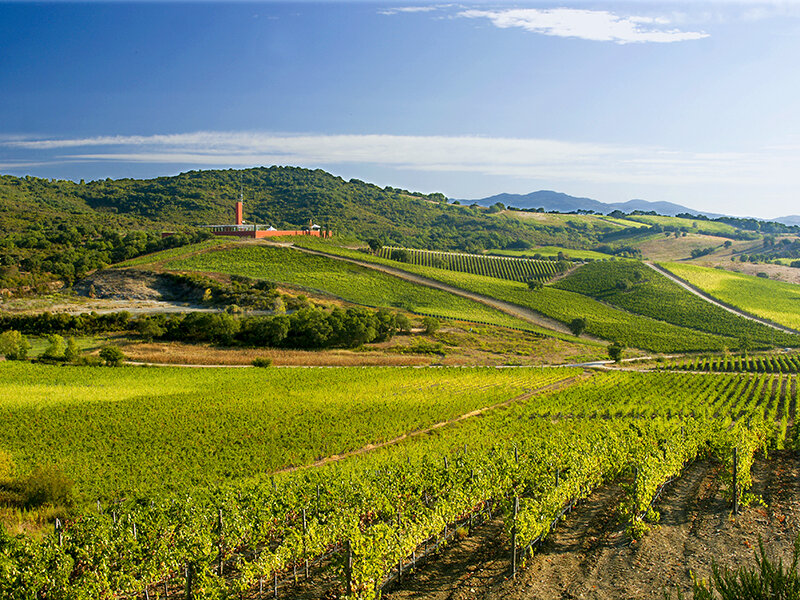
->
xmin=511 ymin=496 xmax=519 ymax=578
xmin=733 ymin=447 xmax=739 ymax=515
xmin=345 ymin=540 xmax=353 ymax=597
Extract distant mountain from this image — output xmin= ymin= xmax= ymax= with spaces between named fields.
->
xmin=774 ymin=215 xmax=800 ymax=226
xmin=463 ymin=190 xmax=721 ymax=218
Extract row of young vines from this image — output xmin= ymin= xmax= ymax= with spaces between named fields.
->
xmin=377 ymin=247 xmax=567 ymax=283
xmin=662 ymin=353 xmax=800 ymax=374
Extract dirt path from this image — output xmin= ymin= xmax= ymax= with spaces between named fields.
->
xmin=382 ymin=452 xmax=800 ymax=600
xmin=646 ymin=262 xmax=800 ymax=335
xmin=274 ymin=374 xmax=588 ymax=476
xmin=290 ymin=245 xmax=577 ymax=337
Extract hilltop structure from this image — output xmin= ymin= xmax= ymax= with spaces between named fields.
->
xmin=203 ymin=194 xmax=332 ymax=239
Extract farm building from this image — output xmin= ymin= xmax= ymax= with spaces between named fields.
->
xmin=203 ymin=197 xmax=332 ymax=239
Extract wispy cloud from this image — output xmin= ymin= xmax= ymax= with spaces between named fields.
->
xmin=379 ymin=5 xmax=440 ymax=16
xmin=459 ymin=8 xmax=709 ymax=44
xmin=6 ymin=131 xmax=800 ymax=188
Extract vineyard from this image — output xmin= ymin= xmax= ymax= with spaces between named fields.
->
xmin=376 ymin=246 xmax=566 ymax=283
xmin=663 ymin=353 xmax=800 ymax=374
xmin=0 ymin=362 xmax=564 ymax=499
xmin=661 ymin=262 xmax=800 ymax=332
xmin=290 ymin=241 xmax=736 ymax=352
xmin=0 ymin=367 xmax=793 ymax=599
xmin=161 ymin=244 xmax=536 ymax=331
xmin=554 ymin=261 xmax=800 ymax=348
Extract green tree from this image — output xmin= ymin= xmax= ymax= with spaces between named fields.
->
xmin=395 ymin=313 xmax=412 ymax=334
xmin=0 ymin=330 xmax=30 ymax=360
xmin=390 ymin=248 xmax=410 ymax=263
xmin=367 ymin=238 xmax=383 ymax=254
xmin=527 ymin=279 xmax=543 ymax=290
xmin=422 ymin=316 xmax=440 ymax=335
xmin=568 ymin=318 xmax=587 ymax=337
xmin=608 ymin=341 xmax=625 ymax=363
xmin=64 ymin=337 xmax=80 ymax=363
xmin=136 ymin=318 xmax=165 ymax=342
xmin=41 ymin=334 xmax=66 ymax=360
xmin=99 ymin=345 xmax=125 ymax=366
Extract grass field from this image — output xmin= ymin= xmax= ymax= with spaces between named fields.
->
xmin=489 ymin=246 xmax=613 ymax=260
xmin=162 ymin=244 xmax=538 ymax=331
xmin=503 ymin=210 xmax=647 ymax=232
xmin=0 ymin=362 xmax=574 ymax=499
xmin=662 ymin=262 xmax=800 ymax=331
xmin=554 ymin=261 xmax=800 ymax=348
xmin=114 ymin=238 xmax=229 ymax=267
xmin=293 ymin=241 xmax=734 ymax=353
xmin=623 ymin=214 xmax=739 ymax=236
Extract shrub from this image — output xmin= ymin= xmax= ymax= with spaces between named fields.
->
xmin=19 ymin=465 xmax=75 ymax=509
xmin=99 ymin=345 xmax=125 ymax=366
xmin=422 ymin=316 xmax=440 ymax=334
xmin=569 ymin=318 xmax=587 ymax=337
xmin=40 ymin=334 xmax=66 ymax=360
xmin=527 ymin=279 xmax=543 ymax=290
xmin=76 ymin=355 xmax=104 ymax=367
xmin=0 ymin=330 xmax=30 ymax=360
xmin=63 ymin=337 xmax=80 ymax=363
xmin=669 ymin=538 xmax=800 ymax=599
xmin=252 ymin=357 xmax=272 ymax=367
xmin=608 ymin=341 xmax=625 ymax=363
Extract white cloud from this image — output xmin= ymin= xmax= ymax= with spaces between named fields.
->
xmin=7 ymin=131 xmax=800 ymax=188
xmin=379 ymin=5 xmax=440 ymax=16
xmin=459 ymin=8 xmax=710 ymax=44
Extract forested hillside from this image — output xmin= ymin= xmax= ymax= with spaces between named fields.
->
xmin=2 ymin=166 xmax=797 ymax=292
xmin=0 ymin=167 xmax=636 ymax=290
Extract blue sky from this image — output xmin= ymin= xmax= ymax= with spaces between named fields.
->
xmin=2 ymin=1 xmax=800 ymax=218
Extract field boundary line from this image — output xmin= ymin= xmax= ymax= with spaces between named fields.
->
xmin=273 ymin=373 xmax=589 ymax=475
xmin=648 ymin=262 xmax=800 ymax=336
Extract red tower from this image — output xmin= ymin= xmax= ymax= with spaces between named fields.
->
xmin=235 ymin=201 xmax=243 ymax=225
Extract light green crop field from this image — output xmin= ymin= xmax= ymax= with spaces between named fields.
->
xmin=292 ymin=241 xmax=732 ymax=352
xmin=624 ymin=215 xmax=738 ymax=236
xmin=2 ymin=368 xmax=785 ymax=599
xmin=0 ymin=362 xmax=573 ymax=499
xmin=662 ymin=262 xmax=800 ymax=331
xmin=504 ymin=211 xmax=646 ymax=232
xmin=114 ymin=238 xmax=229 ymax=267
xmin=163 ymin=244 xmax=536 ymax=330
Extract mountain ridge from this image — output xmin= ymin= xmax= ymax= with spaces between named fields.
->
xmin=460 ymin=190 xmax=725 ymax=218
